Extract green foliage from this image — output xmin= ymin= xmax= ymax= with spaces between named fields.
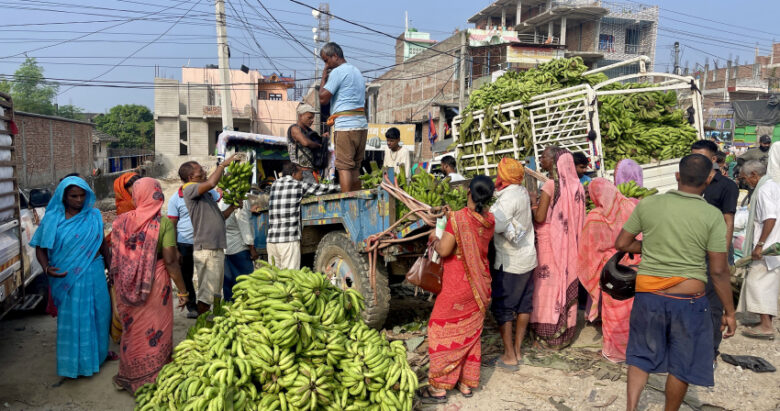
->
xmin=94 ymin=104 xmax=154 ymax=149
xmin=7 ymin=57 xmax=60 ymax=115
xmin=0 ymin=80 xmax=10 ymax=94
xmin=56 ymin=104 xmax=85 ymax=120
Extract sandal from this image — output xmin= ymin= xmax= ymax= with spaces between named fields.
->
xmin=742 ymin=328 xmax=775 ymax=340
xmin=457 ymin=383 xmax=473 ymax=398
xmin=416 ymin=386 xmax=447 ymax=404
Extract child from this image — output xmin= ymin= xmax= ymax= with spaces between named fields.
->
xmin=572 ymin=152 xmax=592 ymax=184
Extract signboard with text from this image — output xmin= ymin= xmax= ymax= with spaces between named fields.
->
xmin=367 ymin=123 xmax=416 ymax=146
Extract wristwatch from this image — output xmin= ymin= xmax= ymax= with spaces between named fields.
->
xmin=756 ymin=241 xmax=765 ymax=247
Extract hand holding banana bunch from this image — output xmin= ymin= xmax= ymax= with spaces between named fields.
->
xmin=218 ymin=161 xmax=253 ymax=207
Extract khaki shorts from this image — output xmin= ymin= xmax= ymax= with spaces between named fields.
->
xmin=267 ymin=241 xmax=301 ymax=270
xmin=334 ymin=129 xmax=367 ymax=170
xmin=193 ymin=248 xmax=225 ymax=305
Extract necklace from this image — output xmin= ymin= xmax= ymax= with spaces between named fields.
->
xmin=387 ymin=148 xmax=401 ymax=165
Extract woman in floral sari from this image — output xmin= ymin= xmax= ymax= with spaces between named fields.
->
xmin=31 ymin=176 xmax=111 ymax=378
xmin=576 ymin=178 xmax=640 ymax=362
xmin=530 ymin=147 xmax=585 ymax=348
xmin=111 ymin=177 xmax=189 ymax=393
xmin=420 ymin=176 xmax=495 ymax=403
xmin=109 ymin=171 xmax=140 ymax=343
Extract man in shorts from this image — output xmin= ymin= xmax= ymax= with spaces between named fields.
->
xmin=319 ymin=42 xmax=367 ymax=192
xmin=615 ymin=154 xmax=737 ymax=411
xmin=179 ymin=155 xmax=238 ymax=314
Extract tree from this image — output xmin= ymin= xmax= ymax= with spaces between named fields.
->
xmin=56 ymin=104 xmax=85 ymax=121
xmin=0 ymin=79 xmax=10 ymax=94
xmin=9 ymin=57 xmax=59 ymax=115
xmin=94 ymin=104 xmax=154 ymax=149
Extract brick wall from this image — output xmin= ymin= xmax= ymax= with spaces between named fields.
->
xmin=14 ymin=112 xmax=93 ymax=189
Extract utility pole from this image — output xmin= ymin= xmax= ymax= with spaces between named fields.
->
xmin=673 ymin=41 xmax=681 ymax=76
xmin=215 ymin=0 xmax=233 ymax=133
xmin=458 ymin=30 xmax=468 ymax=112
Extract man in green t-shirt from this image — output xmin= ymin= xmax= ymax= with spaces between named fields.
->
xmin=615 ymin=154 xmax=737 ymax=411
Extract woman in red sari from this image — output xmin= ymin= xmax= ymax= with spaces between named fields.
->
xmin=110 ymin=177 xmax=189 ymax=393
xmin=577 ymin=178 xmax=640 ymax=362
xmin=530 ymin=147 xmax=585 ymax=348
xmin=421 ymin=176 xmax=495 ymax=403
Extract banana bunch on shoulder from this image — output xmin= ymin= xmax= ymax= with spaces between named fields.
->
xmin=616 ymin=180 xmax=658 ymax=200
xmin=218 ymin=161 xmax=253 ymax=206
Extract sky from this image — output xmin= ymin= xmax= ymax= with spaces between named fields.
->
xmin=1 ymin=0 xmax=778 ymax=113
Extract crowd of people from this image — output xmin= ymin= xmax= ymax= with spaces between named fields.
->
xmin=421 ymin=141 xmax=779 ymax=410
xmin=28 ymin=40 xmax=777 ymax=410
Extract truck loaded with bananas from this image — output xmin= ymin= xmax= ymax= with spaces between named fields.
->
xmin=134 ymin=262 xmax=418 ymax=411
xmin=453 ymin=56 xmax=703 ymax=190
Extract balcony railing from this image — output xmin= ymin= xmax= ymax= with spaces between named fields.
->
xmin=624 ymin=44 xmax=640 ymax=54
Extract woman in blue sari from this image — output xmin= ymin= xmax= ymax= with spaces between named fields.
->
xmin=31 ymin=176 xmax=111 ymax=378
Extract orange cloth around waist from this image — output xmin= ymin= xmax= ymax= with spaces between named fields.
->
xmin=326 ymin=107 xmax=365 ymax=127
xmin=635 ymin=275 xmax=687 ymax=293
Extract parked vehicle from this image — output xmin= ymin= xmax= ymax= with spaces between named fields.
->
xmin=0 ymin=92 xmax=47 ymax=319
xmin=452 ymin=57 xmax=705 ymax=192
xmin=219 ymin=132 xmax=430 ymax=328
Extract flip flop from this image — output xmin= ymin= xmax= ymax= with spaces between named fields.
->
xmin=742 ymin=328 xmax=775 ymax=340
xmin=457 ymin=383 xmax=474 ymax=398
xmin=487 ymin=356 xmax=520 ymax=371
xmin=416 ymin=387 xmax=447 ymax=404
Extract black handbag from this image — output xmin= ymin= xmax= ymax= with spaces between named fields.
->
xmin=600 ymin=251 xmax=637 ymax=301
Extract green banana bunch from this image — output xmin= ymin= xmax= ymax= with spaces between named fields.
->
xmin=358 ymin=161 xmax=383 ymax=189
xmin=134 ymin=261 xmax=416 ymax=411
xmin=218 ymin=161 xmax=253 ymax=206
xmin=616 ymin=180 xmax=659 ymax=200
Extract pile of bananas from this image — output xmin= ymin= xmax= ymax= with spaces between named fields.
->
xmin=599 ymin=86 xmax=698 ymax=169
xmin=218 ymin=161 xmax=253 ymax=206
xmin=617 ymin=180 xmax=658 ymax=199
xmin=358 ymin=161 xmax=383 ymax=189
xmin=396 ymin=166 xmax=468 ymax=217
xmin=134 ymin=262 xmax=418 ymax=411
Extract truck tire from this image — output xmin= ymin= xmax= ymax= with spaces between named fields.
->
xmin=314 ymin=231 xmax=390 ymax=329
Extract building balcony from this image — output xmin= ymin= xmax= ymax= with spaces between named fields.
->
xmin=730 ymin=77 xmax=769 ymax=94
xmin=202 ymin=105 xmax=254 ymax=119
xmin=601 ymin=1 xmax=658 ymax=21
xmin=515 ymin=1 xmax=608 ymax=34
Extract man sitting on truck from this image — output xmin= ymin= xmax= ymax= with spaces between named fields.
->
xmin=440 ymin=155 xmax=465 ymax=182
xmin=382 ymin=127 xmax=411 ymax=177
xmin=288 ymin=103 xmax=326 ymax=184
xmin=738 ymin=134 xmax=771 ymax=166
xmin=267 ymin=162 xmax=340 ymax=270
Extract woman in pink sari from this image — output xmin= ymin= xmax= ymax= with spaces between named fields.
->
xmin=530 ymin=147 xmax=585 ymax=348
xmin=110 ymin=178 xmax=189 ymax=393
xmin=576 ymin=178 xmax=640 ymax=362
xmin=420 ymin=176 xmax=495 ymax=404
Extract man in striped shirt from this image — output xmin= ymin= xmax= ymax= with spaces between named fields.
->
xmin=267 ymin=162 xmax=340 ymax=269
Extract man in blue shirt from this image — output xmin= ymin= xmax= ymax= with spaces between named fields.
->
xmin=319 ymin=42 xmax=368 ymax=193
xmin=167 ymin=178 xmax=220 ymax=318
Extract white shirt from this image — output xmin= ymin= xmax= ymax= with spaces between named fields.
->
xmin=219 ymin=200 xmax=255 ymax=256
xmin=382 ymin=145 xmax=411 ymax=176
xmin=753 ymin=180 xmax=780 ymax=270
xmin=447 ymin=172 xmax=465 ymax=182
xmin=490 ymin=184 xmax=538 ymax=273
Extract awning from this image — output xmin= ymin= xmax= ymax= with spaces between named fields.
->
xmin=217 ymin=130 xmax=288 ymax=158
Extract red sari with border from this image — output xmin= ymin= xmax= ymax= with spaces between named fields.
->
xmin=428 ymin=208 xmax=495 ymax=390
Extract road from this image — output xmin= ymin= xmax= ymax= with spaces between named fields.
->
xmin=1 ymin=298 xmax=778 ymax=411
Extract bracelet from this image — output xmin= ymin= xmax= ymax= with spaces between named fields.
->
xmin=756 ymin=241 xmax=765 ymax=247
xmin=43 ymin=265 xmax=49 ymax=274
xmin=177 ymin=292 xmax=190 ymax=297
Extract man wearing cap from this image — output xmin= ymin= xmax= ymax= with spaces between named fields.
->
xmin=738 ymin=135 xmax=772 ymax=166
xmin=288 ymin=104 xmax=325 ymax=184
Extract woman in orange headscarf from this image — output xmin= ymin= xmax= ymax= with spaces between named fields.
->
xmin=576 ymin=178 xmax=640 ymax=362
xmin=109 ymin=172 xmax=139 ymax=343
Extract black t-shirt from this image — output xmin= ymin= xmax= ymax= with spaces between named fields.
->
xmin=703 ymin=172 xmax=738 ymax=215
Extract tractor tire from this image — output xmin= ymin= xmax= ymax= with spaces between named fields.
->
xmin=314 ymin=231 xmax=390 ymax=329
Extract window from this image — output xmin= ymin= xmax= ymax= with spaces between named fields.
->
xmin=724 ymin=120 xmax=732 ymax=130
xmin=625 ymin=27 xmax=640 ymax=54
xmin=598 ymin=34 xmax=614 ymax=52
xmin=258 ymin=90 xmax=268 ymax=100
xmin=269 ymin=93 xmax=283 ymax=101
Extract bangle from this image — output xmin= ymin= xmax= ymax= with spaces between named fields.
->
xmin=177 ymin=292 xmax=189 ymax=297
xmin=43 ymin=265 xmax=49 ymax=274
xmin=756 ymin=241 xmax=765 ymax=247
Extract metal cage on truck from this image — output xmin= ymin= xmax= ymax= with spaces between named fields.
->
xmin=452 ymin=56 xmax=704 ymax=191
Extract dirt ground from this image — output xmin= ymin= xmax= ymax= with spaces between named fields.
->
xmin=1 ymin=291 xmax=778 ymax=411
